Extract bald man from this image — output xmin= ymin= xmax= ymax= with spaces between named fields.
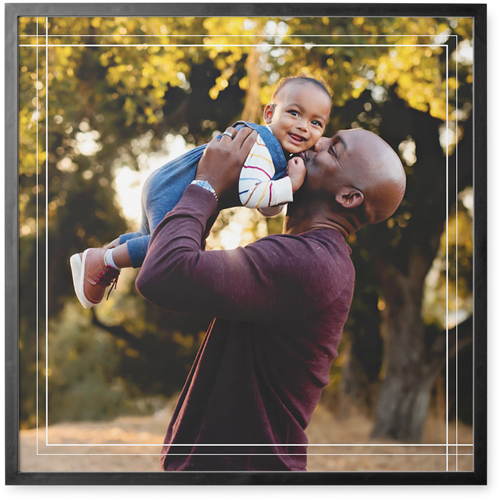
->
xmin=136 ymin=126 xmax=406 ymax=472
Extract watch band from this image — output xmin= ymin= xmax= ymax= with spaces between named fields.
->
xmin=190 ymin=179 xmax=218 ymax=202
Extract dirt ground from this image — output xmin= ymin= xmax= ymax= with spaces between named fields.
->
xmin=19 ymin=402 xmax=473 ymax=473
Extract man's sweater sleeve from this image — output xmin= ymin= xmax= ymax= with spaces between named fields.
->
xmin=136 ymin=184 xmax=300 ymax=324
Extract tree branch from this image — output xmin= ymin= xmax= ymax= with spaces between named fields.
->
xmin=91 ymin=309 xmax=144 ymax=351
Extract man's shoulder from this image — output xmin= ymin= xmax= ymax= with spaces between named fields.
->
xmin=263 ymin=229 xmax=355 ymax=305
xmin=258 ymin=229 xmax=353 ymax=271
xmin=304 ymin=229 xmax=353 ymax=267
xmin=275 ymin=227 xmax=349 ymax=249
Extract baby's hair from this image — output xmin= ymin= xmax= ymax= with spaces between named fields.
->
xmin=272 ymin=76 xmax=332 ymax=104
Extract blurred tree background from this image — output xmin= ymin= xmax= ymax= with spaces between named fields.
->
xmin=19 ymin=16 xmax=474 ymax=443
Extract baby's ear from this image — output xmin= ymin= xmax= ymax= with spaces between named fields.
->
xmin=263 ymin=104 xmax=275 ymax=124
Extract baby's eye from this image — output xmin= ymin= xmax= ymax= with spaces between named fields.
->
xmin=311 ymin=120 xmax=324 ymax=127
xmin=288 ymin=110 xmax=299 ymax=117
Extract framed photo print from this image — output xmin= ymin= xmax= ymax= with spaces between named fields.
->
xmin=5 ymin=2 xmax=486 ymax=485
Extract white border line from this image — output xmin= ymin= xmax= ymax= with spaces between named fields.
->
xmin=455 ymin=34 xmax=459 ymax=472
xmin=21 ymin=43 xmax=447 ymax=48
xmin=445 ymin=43 xmax=449 ymax=472
xmin=43 ymin=443 xmax=473 ymax=447
xmin=35 ymin=16 xmax=40 ymax=456
xmin=472 ymin=15 xmax=476 ymax=467
xmin=45 ymin=17 xmax=49 ymax=446
xmin=23 ymin=19 xmax=467 ymax=465
xmin=19 ymin=34 xmax=462 ymax=38
xmin=38 ymin=37 xmax=451 ymax=449
xmin=32 ymin=453 xmax=475 ymax=457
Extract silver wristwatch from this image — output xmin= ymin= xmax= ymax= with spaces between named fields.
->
xmin=190 ymin=179 xmax=218 ymax=202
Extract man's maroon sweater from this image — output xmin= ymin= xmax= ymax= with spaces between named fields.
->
xmin=136 ymin=185 xmax=355 ymax=471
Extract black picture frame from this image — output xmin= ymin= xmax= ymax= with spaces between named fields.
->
xmin=5 ymin=2 xmax=487 ymax=486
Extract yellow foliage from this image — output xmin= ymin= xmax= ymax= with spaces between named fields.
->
xmin=209 ymin=87 xmax=219 ymax=100
xmin=17 ymin=15 xmax=473 ymax=185
xmin=239 ymin=75 xmax=249 ymax=91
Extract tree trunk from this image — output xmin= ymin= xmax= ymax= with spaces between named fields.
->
xmin=240 ymin=46 xmax=263 ymax=124
xmin=372 ymin=372 xmax=437 ymax=442
xmin=371 ymin=293 xmax=473 ymax=442
xmin=337 ymin=342 xmax=378 ymax=419
xmin=338 ymin=293 xmax=383 ymax=418
xmin=371 ymin=254 xmax=439 ymax=442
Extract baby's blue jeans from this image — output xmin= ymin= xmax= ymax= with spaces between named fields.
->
xmin=118 ymin=144 xmax=207 ymax=268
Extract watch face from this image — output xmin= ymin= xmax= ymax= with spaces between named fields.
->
xmin=192 ymin=180 xmax=217 ymax=200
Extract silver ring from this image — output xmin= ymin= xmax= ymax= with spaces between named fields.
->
xmin=222 ymin=131 xmax=234 ymax=139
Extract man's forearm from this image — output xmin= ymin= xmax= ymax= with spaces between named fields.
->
xmin=135 ymin=183 xmax=299 ymax=324
xmin=136 ymin=184 xmax=217 ymax=313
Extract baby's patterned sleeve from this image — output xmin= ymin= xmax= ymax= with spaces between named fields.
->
xmin=238 ymin=134 xmax=293 ymax=208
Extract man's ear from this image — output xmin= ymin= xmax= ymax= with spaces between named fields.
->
xmin=264 ymin=104 xmax=275 ymax=124
xmin=335 ymin=188 xmax=364 ymax=209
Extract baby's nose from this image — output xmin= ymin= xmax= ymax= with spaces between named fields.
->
xmin=297 ymin=118 xmax=308 ymax=130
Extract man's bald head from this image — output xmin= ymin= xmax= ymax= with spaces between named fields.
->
xmin=347 ymin=129 xmax=406 ymax=225
xmin=291 ymin=129 xmax=406 ymax=236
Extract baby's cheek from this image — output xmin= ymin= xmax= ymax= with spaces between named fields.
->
xmin=311 ymin=130 xmax=324 ymax=143
xmin=306 ymin=138 xmax=319 ymax=150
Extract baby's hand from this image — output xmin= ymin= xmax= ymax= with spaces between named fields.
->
xmin=287 ymin=156 xmax=306 ymax=193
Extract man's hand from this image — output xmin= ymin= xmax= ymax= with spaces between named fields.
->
xmin=287 ymin=156 xmax=306 ymax=193
xmin=195 ymin=126 xmax=257 ymax=206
